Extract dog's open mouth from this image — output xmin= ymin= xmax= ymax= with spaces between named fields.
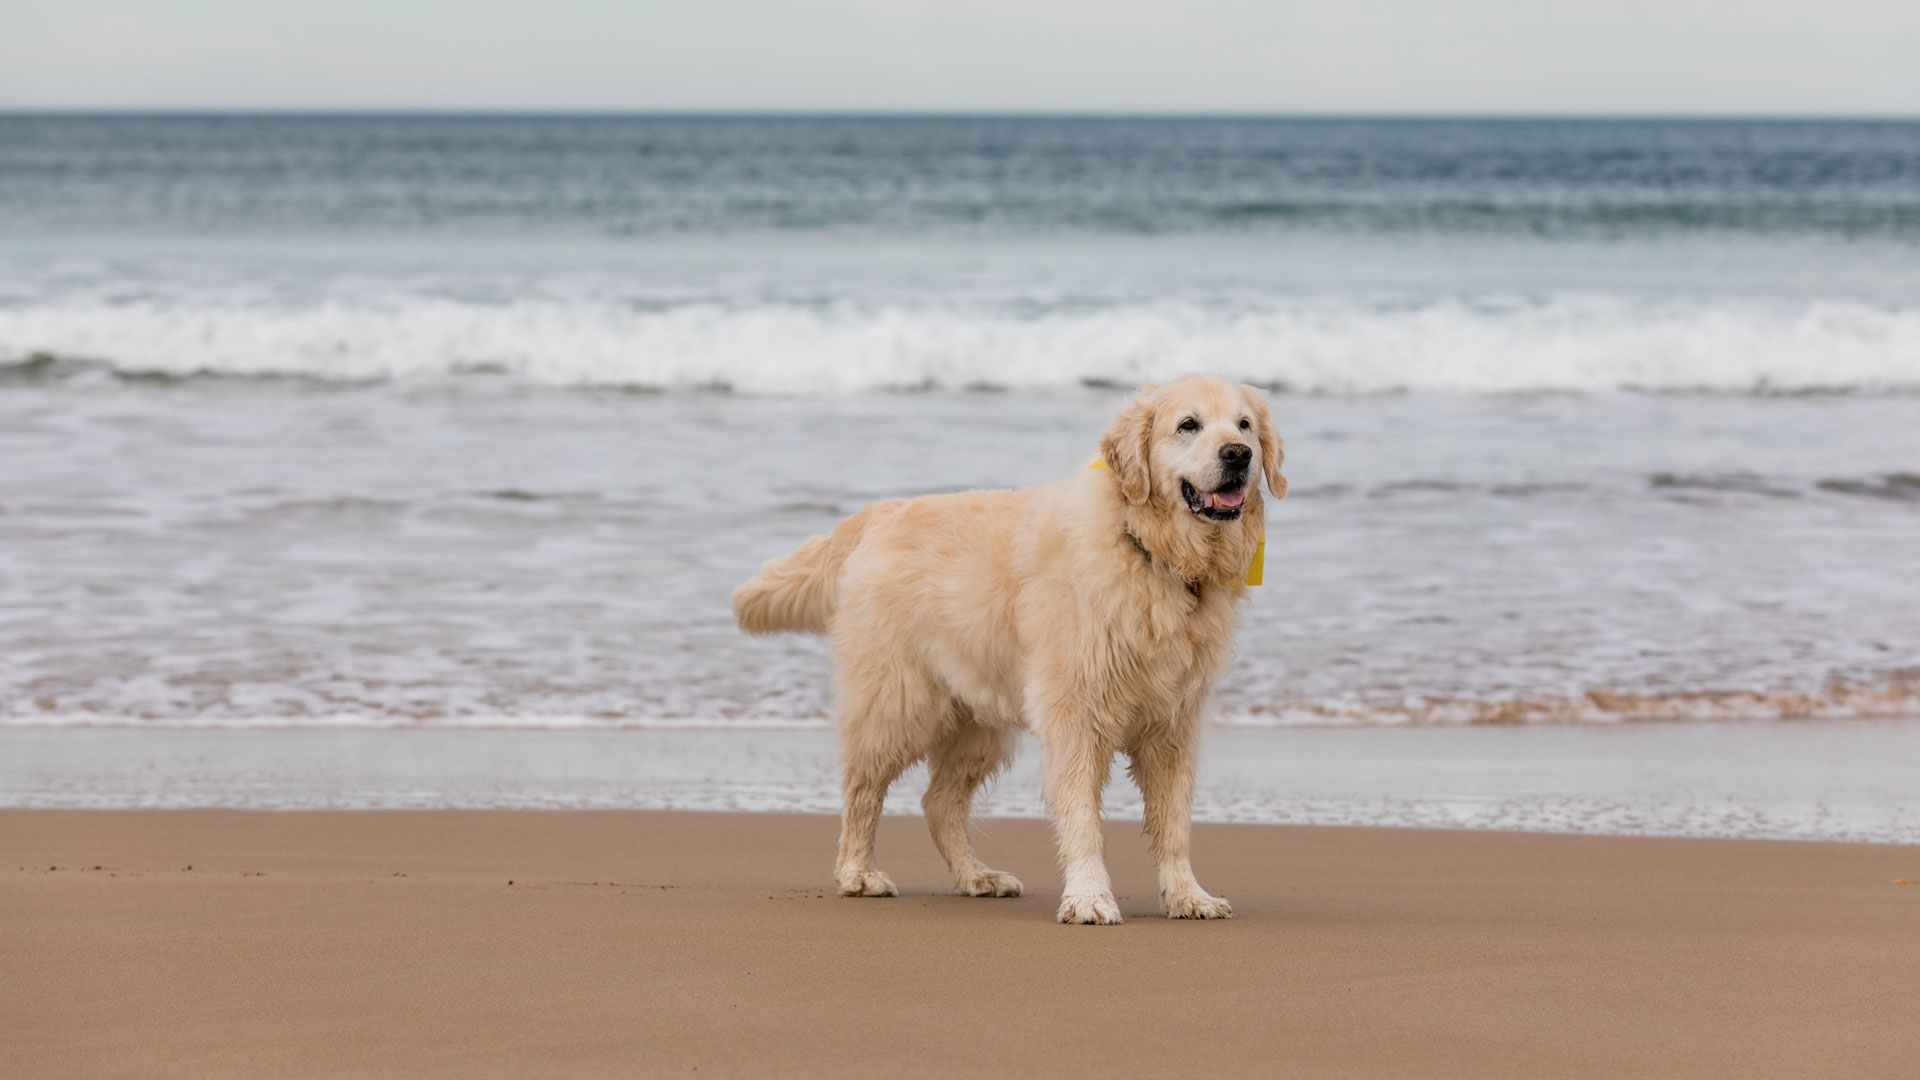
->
xmin=1182 ymin=480 xmax=1246 ymax=521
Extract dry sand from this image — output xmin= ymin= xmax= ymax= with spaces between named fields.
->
xmin=4 ymin=810 xmax=1916 ymax=1078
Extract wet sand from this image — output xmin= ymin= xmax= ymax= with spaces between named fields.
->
xmin=11 ymin=722 xmax=1919 ymax=843
xmin=5 ymin=810 xmax=1917 ymax=1078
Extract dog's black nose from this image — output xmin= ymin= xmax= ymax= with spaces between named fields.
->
xmin=1219 ymin=442 xmax=1253 ymax=466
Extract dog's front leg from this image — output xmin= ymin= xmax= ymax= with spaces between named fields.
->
xmin=1040 ymin=722 xmax=1122 ymax=925
xmin=1131 ymin=727 xmax=1232 ymax=919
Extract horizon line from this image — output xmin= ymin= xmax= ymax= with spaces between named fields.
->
xmin=3 ymin=107 xmax=1919 ymax=123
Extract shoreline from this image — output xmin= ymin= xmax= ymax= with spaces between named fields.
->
xmin=7 ymin=809 xmax=1917 ymax=1078
xmin=7 ymin=720 xmax=1919 ymax=844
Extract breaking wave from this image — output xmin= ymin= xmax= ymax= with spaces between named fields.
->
xmin=5 ymin=295 xmax=1920 ymax=396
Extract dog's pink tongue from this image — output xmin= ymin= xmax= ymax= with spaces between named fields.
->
xmin=1212 ymin=490 xmax=1246 ymax=509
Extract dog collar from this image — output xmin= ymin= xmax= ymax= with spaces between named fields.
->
xmin=1115 ymin=522 xmax=1199 ymax=605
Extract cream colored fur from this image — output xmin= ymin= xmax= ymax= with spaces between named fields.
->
xmin=732 ymin=375 xmax=1286 ymax=924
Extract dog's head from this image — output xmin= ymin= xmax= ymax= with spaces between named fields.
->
xmin=1099 ymin=375 xmax=1287 ymax=525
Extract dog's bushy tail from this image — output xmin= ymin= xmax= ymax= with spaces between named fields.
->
xmin=732 ymin=500 xmax=899 ymax=636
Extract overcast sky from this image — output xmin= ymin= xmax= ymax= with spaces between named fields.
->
xmin=5 ymin=0 xmax=1919 ymax=114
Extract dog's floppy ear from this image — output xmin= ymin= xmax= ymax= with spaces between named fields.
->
xmin=1245 ymin=385 xmax=1287 ymax=500
xmin=1099 ymin=386 xmax=1155 ymax=506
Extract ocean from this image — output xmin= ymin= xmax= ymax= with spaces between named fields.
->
xmin=3 ymin=115 xmax=1918 ymax=733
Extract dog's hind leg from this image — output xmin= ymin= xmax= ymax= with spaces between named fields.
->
xmin=923 ymin=719 xmax=1022 ymax=898
xmin=833 ymin=659 xmax=943 ymax=898
xmin=837 ymin=756 xmax=906 ymax=897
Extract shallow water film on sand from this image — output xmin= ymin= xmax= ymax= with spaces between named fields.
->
xmin=2 ymin=116 xmax=1917 ymax=729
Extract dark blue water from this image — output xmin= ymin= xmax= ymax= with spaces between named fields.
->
xmin=6 ymin=115 xmax=1920 ymax=238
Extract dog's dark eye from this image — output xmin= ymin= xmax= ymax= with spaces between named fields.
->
xmin=1177 ymin=417 xmax=1199 ymax=433
xmin=1238 ymin=418 xmax=1252 ymax=431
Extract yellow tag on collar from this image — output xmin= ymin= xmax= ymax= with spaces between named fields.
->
xmin=1090 ymin=458 xmax=1263 ymax=587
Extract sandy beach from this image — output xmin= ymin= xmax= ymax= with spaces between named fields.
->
xmin=5 ymin=810 xmax=1915 ymax=1078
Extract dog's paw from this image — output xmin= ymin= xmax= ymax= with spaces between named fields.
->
xmin=1164 ymin=888 xmax=1233 ymax=920
xmin=837 ymin=869 xmax=898 ymax=897
xmin=1056 ymin=891 xmax=1123 ymax=925
xmin=958 ymin=869 xmax=1023 ymax=898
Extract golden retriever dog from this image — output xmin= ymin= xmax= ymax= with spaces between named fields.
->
xmin=732 ymin=374 xmax=1285 ymax=924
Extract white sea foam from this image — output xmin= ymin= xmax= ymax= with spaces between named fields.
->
xmin=4 ymin=381 xmax=1917 ymax=731
xmin=5 ymin=295 xmax=1919 ymax=395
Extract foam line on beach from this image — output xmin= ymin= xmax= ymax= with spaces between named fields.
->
xmin=7 ymin=722 xmax=1917 ymax=844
